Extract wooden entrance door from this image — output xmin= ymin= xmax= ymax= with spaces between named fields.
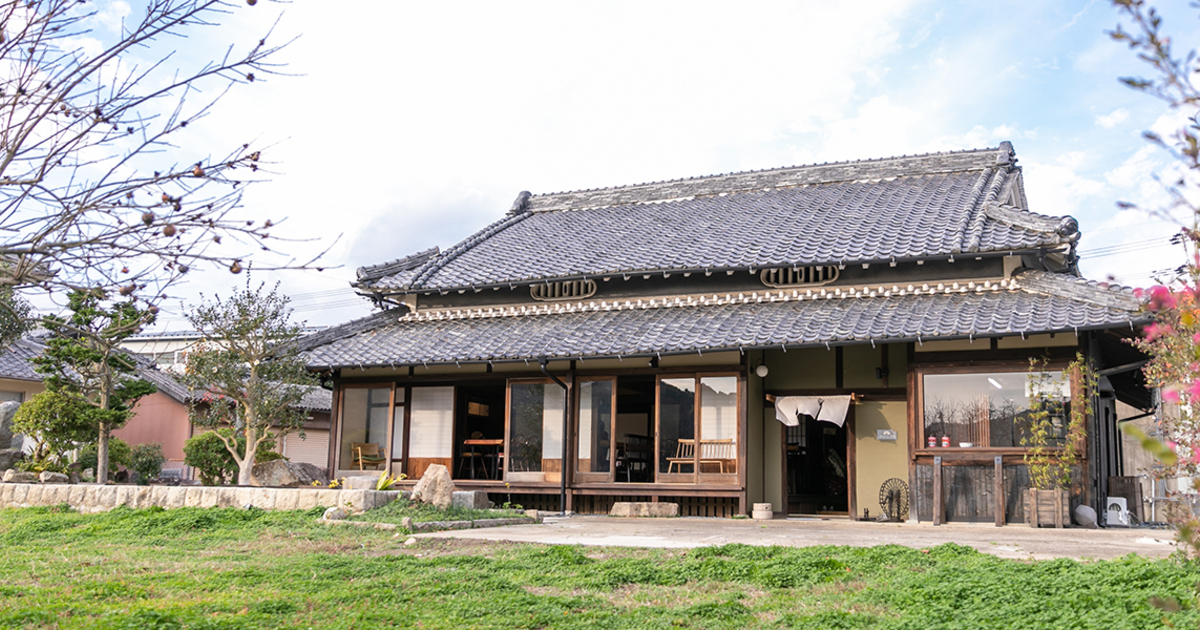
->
xmin=786 ymin=415 xmax=848 ymax=514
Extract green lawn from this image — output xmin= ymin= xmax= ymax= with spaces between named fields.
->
xmin=346 ymin=497 xmax=526 ymax=524
xmin=1 ymin=505 xmax=1198 ymax=629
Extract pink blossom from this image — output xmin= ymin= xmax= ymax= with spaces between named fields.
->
xmin=1188 ymin=379 xmax=1200 ymax=400
xmin=1146 ymin=322 xmax=1175 ymax=341
xmin=1193 ymin=332 xmax=1200 ymax=345
xmin=1148 ymin=286 xmax=1178 ymax=311
xmin=1164 ymin=389 xmax=1181 ymax=403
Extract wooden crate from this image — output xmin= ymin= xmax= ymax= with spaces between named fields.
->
xmin=1024 ymin=488 xmax=1070 ymax=528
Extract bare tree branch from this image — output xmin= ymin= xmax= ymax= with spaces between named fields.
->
xmin=0 ymin=0 xmax=323 ymax=302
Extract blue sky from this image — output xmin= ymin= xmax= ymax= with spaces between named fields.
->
xmin=91 ymin=0 xmax=1199 ymax=330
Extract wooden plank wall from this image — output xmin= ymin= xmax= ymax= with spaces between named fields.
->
xmin=661 ymin=496 xmax=737 ymax=518
xmin=493 ymin=493 xmax=738 ymax=517
xmin=492 ymin=493 xmax=561 ymax=512
xmin=916 ymin=464 xmax=1034 ymax=523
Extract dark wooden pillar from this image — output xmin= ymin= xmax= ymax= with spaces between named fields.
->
xmin=933 ymin=455 xmax=943 ymax=526
xmin=994 ymin=455 xmax=1004 ymax=527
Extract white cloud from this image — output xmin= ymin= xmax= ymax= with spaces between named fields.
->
xmin=1094 ymin=108 xmax=1129 ymax=128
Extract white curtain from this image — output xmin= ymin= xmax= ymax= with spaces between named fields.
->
xmin=409 ymin=387 xmax=454 ymax=458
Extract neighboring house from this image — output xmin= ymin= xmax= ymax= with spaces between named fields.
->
xmin=303 ymin=143 xmax=1149 ymax=520
xmin=115 ymin=365 xmax=333 ymax=478
xmin=122 ymin=327 xmax=326 ymax=373
xmin=0 ymin=337 xmax=333 ymax=478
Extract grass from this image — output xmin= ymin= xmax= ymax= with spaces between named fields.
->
xmin=1 ymin=505 xmax=1199 ymax=629
xmin=346 ymin=497 xmax=527 ymax=525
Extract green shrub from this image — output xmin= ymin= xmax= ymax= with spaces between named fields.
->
xmin=183 ymin=429 xmax=281 ymax=485
xmin=129 ymin=443 xmax=167 ymax=484
xmin=77 ymin=438 xmax=132 ymax=477
xmin=11 ymin=390 xmax=94 ymax=472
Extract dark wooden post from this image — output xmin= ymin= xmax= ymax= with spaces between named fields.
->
xmin=933 ymin=455 xmax=943 ymax=526
xmin=994 ymin=456 xmax=1004 ymax=527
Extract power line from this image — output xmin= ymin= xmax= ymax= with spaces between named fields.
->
xmin=1078 ymin=237 xmax=1174 ymax=258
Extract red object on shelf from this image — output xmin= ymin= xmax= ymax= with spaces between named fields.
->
xmin=941 ymin=436 xmax=950 ymax=448
xmin=927 ymin=435 xmax=937 ymax=448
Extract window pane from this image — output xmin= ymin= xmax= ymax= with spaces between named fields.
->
xmin=659 ymin=378 xmax=696 ymax=474
xmin=339 ymin=387 xmax=390 ymax=469
xmin=509 ymin=383 xmax=545 ymax=472
xmin=410 ymin=387 xmax=453 ymax=458
xmin=699 ymin=376 xmax=738 ymax=474
xmin=922 ymin=371 xmax=1068 ymax=448
xmin=577 ymin=381 xmax=613 ymax=473
xmin=390 ymin=404 xmax=404 ymax=477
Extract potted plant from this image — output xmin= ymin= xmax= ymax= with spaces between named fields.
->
xmin=1022 ymin=354 xmax=1094 ymax=528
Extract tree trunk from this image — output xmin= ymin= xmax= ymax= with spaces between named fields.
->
xmin=237 ymin=452 xmax=257 ymax=486
xmin=96 ymin=424 xmax=109 ymax=484
xmin=237 ymin=427 xmax=259 ymax=486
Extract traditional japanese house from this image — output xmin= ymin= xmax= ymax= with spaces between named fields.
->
xmin=299 ymin=142 xmax=1152 ymax=522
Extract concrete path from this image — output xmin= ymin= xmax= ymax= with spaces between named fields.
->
xmin=418 ymin=515 xmax=1180 ymax=560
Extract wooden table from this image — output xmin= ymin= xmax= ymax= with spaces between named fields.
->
xmin=463 ymin=439 xmax=504 ymax=479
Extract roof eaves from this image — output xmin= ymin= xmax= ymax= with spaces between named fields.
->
xmin=366 ymin=248 xmax=1061 ymax=298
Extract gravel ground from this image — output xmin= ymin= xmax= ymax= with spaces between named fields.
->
xmin=417 ymin=515 xmax=1180 ymax=560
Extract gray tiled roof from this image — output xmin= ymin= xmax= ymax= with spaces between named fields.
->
xmin=358 ymin=144 xmax=1076 ymax=293
xmin=0 ymin=338 xmax=46 ymax=381
xmin=302 ymin=270 xmax=1143 ymax=368
xmin=0 ymin=339 xmax=332 ymax=412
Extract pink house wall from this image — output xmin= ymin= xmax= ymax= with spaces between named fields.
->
xmin=114 ymin=392 xmax=192 ymax=468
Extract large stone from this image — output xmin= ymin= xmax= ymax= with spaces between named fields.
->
xmin=39 ymin=471 xmax=69 ymax=484
xmin=410 ymin=464 xmax=455 ymax=510
xmin=251 ymin=460 xmax=329 ymax=488
xmin=0 ymin=401 xmax=20 ymax=449
xmin=452 ymin=490 xmax=493 ymax=510
xmin=0 ymin=449 xmax=22 ymax=472
xmin=3 ymin=469 xmax=37 ymax=483
xmin=609 ymin=502 xmax=679 ymax=518
xmin=343 ymin=475 xmax=380 ymax=490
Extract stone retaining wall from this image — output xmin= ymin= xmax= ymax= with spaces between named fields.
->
xmin=0 ymin=482 xmax=402 ymax=513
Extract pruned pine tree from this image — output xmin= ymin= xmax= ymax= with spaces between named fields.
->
xmin=32 ymin=289 xmax=156 ymax=483
xmin=0 ymin=0 xmax=317 ymax=302
xmin=182 ymin=282 xmax=316 ymax=486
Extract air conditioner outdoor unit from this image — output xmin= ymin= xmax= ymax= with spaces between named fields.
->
xmin=1106 ymin=497 xmax=1130 ymax=527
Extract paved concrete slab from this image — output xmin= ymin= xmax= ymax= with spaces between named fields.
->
xmin=417 ymin=515 xmax=1179 ymax=560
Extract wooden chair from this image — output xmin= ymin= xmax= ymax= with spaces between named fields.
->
xmin=666 ymin=438 xmax=696 ymax=474
xmin=458 ymin=431 xmax=488 ymax=479
xmin=667 ymin=438 xmax=736 ymax=473
xmin=700 ymin=439 xmax=736 ymax=473
xmin=350 ymin=442 xmax=386 ymax=471
xmin=615 ymin=434 xmax=651 ymax=482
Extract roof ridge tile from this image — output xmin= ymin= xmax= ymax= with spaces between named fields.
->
xmin=355 ymin=247 xmax=440 ymax=283
xmin=1013 ymin=269 xmax=1139 ymax=310
xmin=528 ymin=146 xmax=1007 ymax=211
